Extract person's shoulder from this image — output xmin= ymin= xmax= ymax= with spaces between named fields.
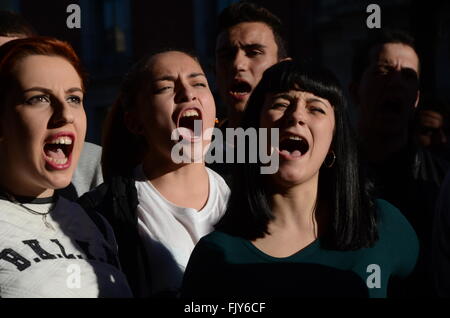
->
xmin=375 ymin=199 xmax=410 ymax=228
xmin=374 ymin=199 xmax=418 ymax=251
xmin=83 ymin=141 xmax=102 ymax=153
xmin=199 ymin=230 xmax=242 ymax=250
xmin=206 ymin=167 xmax=231 ymax=194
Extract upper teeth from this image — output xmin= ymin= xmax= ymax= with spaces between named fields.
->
xmin=49 ymin=137 xmax=72 ymax=145
xmin=182 ymin=110 xmax=199 ymax=118
xmin=288 ymin=136 xmax=302 ymax=141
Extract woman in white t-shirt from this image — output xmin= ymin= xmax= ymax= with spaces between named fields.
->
xmin=0 ymin=37 xmax=132 ymax=298
xmin=79 ymin=50 xmax=230 ymax=297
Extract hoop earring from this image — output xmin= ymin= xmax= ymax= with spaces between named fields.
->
xmin=324 ymin=150 xmax=336 ymax=168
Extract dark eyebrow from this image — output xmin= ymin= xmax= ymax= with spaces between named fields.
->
xmin=66 ymin=87 xmax=84 ymax=94
xmin=23 ymin=86 xmax=84 ymax=94
xmin=243 ymin=44 xmax=266 ymax=51
xmin=154 ymin=73 xmax=206 ymax=82
xmin=216 ymin=43 xmax=266 ymax=53
xmin=271 ymin=93 xmax=295 ymax=103
xmin=272 ymin=94 xmax=330 ymax=108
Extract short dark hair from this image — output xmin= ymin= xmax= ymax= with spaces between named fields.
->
xmin=217 ymin=1 xmax=288 ymax=59
xmin=351 ymin=29 xmax=418 ymax=82
xmin=0 ymin=11 xmax=36 ymax=38
xmin=216 ymin=60 xmax=378 ymax=250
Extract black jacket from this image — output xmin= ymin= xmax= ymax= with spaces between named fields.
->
xmin=77 ymin=176 xmax=152 ymax=298
xmin=362 ymin=144 xmax=449 ymax=297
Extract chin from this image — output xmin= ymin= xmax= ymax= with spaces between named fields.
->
xmin=45 ymin=171 xmax=74 ymax=190
xmin=273 ymin=170 xmax=304 ymax=187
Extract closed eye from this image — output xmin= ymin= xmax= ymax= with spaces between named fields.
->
xmin=193 ymin=82 xmax=207 ymax=88
xmin=155 ymin=86 xmax=173 ymax=93
xmin=271 ymin=103 xmax=289 ymax=109
xmin=309 ymin=106 xmax=326 ymax=114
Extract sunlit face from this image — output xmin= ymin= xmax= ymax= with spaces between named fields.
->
xmin=356 ymin=43 xmax=420 ymax=141
xmin=0 ymin=55 xmax=86 ymax=197
xmin=260 ymin=90 xmax=335 ymax=188
xmin=216 ymin=22 xmax=279 ymax=114
xmin=131 ymin=51 xmax=216 ymax=163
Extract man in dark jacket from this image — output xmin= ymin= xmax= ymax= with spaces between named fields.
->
xmin=350 ymin=29 xmax=449 ymax=297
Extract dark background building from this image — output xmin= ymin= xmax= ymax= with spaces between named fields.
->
xmin=1 ymin=0 xmax=449 ymax=144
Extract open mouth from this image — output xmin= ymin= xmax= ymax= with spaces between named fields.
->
xmin=229 ymin=81 xmax=252 ymax=98
xmin=177 ymin=108 xmax=203 ymax=140
xmin=278 ymin=135 xmax=309 ymax=159
xmin=43 ymin=134 xmax=74 ymax=169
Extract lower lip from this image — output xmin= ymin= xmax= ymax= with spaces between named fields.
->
xmin=44 ymin=152 xmax=72 ymax=170
xmin=229 ymin=92 xmax=250 ymax=102
xmin=277 ymin=148 xmax=304 ymax=160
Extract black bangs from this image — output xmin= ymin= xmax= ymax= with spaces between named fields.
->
xmin=258 ymin=60 xmax=345 ymax=111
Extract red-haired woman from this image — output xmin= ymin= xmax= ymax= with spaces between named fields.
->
xmin=0 ymin=37 xmax=131 ymax=297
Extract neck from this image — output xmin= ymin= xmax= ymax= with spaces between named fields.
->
xmin=268 ymin=174 xmax=319 ymax=234
xmin=142 ymin=157 xmax=209 ymax=210
xmin=0 ymin=167 xmax=54 ymax=199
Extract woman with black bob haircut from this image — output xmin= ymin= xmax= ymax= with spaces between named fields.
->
xmin=182 ymin=60 xmax=419 ymax=298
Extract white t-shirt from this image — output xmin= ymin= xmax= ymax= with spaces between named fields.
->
xmin=0 ymin=196 xmax=132 ymax=298
xmin=135 ymin=165 xmax=230 ymax=296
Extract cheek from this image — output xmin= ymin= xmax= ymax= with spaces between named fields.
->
xmin=314 ymin=120 xmax=335 ymax=151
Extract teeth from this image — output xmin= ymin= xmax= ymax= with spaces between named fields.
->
xmin=288 ymin=136 xmax=302 ymax=141
xmin=182 ymin=110 xmax=199 ymax=118
xmin=46 ymin=157 xmax=68 ymax=165
xmin=49 ymin=136 xmax=73 ymax=145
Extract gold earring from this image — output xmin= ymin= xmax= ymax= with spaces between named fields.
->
xmin=324 ymin=150 xmax=336 ymax=168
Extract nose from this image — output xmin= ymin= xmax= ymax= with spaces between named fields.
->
xmin=232 ymin=50 xmax=249 ymax=73
xmin=286 ymin=101 xmax=306 ymax=126
xmin=50 ymin=98 xmax=74 ymax=127
xmin=174 ymin=82 xmax=196 ymax=104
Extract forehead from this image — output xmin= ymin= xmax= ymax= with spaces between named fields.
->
xmin=149 ymin=52 xmax=202 ymax=77
xmin=216 ymin=21 xmax=277 ymax=48
xmin=12 ymin=55 xmax=81 ymax=87
xmin=369 ymin=42 xmax=419 ymax=70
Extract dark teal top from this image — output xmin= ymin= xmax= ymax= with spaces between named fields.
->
xmin=182 ymin=199 xmax=419 ymax=298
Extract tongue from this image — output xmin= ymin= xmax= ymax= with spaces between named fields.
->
xmin=45 ymin=147 xmax=66 ymax=159
xmin=280 ymin=150 xmax=302 ymax=157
